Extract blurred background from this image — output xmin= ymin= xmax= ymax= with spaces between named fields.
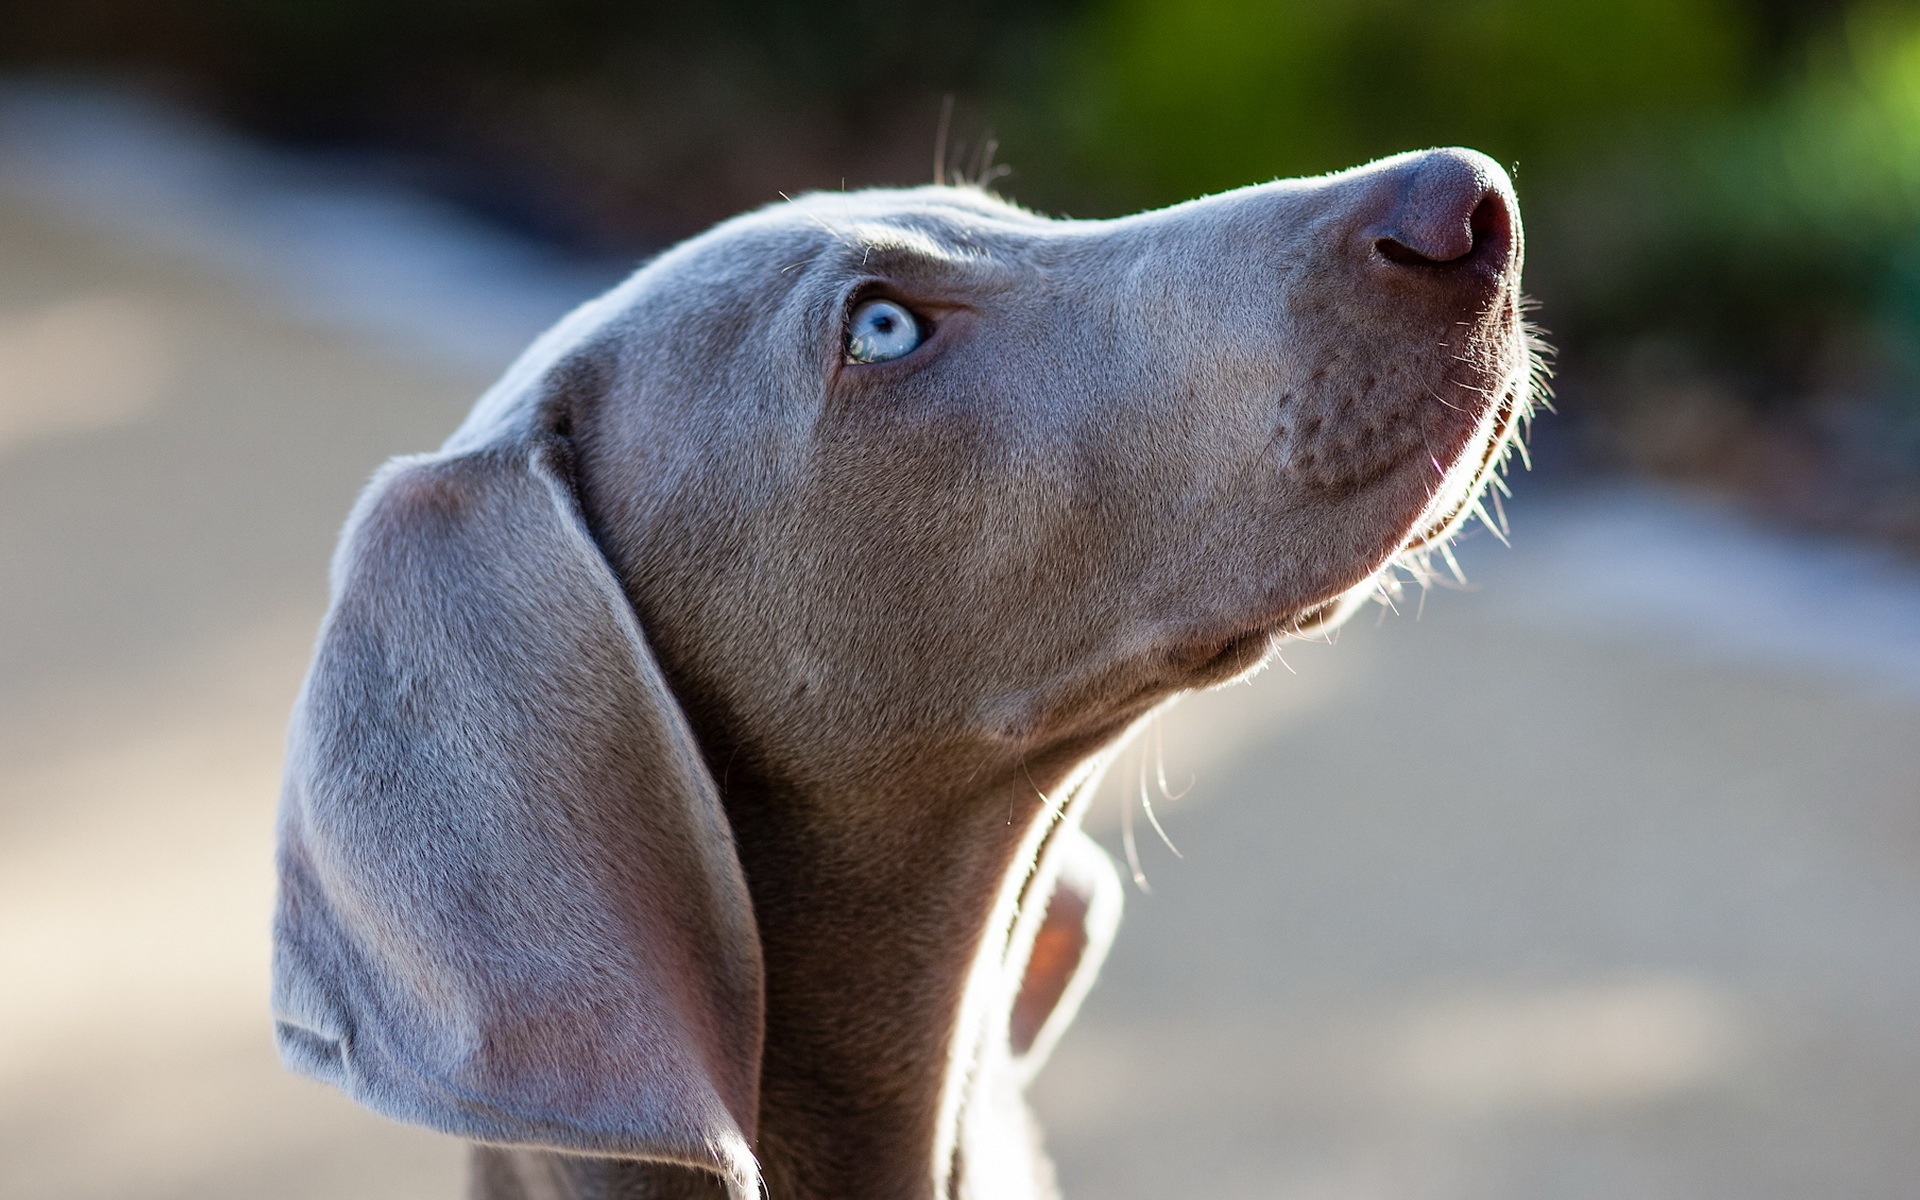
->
xmin=3 ymin=2 xmax=1920 ymax=1197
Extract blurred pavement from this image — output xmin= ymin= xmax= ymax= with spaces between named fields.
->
xmin=1051 ymin=502 xmax=1920 ymax=1200
xmin=4 ymin=88 xmax=1919 ymax=1200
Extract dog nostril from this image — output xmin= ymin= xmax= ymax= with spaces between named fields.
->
xmin=1376 ymin=234 xmax=1444 ymax=267
xmin=1470 ymin=191 xmax=1510 ymax=246
xmin=1376 ymin=192 xmax=1508 ymax=267
xmin=1365 ymin=147 xmax=1515 ymax=272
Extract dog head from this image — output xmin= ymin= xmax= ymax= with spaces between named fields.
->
xmin=274 ymin=148 xmax=1535 ymax=1199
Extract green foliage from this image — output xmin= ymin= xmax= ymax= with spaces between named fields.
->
xmin=1550 ymin=3 xmax=1920 ymax=403
xmin=1025 ymin=0 xmax=1754 ymax=212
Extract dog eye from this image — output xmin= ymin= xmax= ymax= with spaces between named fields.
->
xmin=845 ymin=299 xmax=923 ymax=364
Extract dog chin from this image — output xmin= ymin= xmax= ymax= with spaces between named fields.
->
xmin=1172 ymin=580 xmax=1379 ymax=691
xmin=1179 ymin=627 xmax=1282 ymax=688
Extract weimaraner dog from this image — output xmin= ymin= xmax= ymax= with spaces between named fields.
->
xmin=273 ymin=147 xmax=1535 ymax=1200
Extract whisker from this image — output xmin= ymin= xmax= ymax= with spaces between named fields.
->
xmin=1139 ymin=779 xmax=1183 ymax=859
xmin=933 ymin=95 xmax=954 ymax=187
xmin=1469 ymin=496 xmax=1511 ymax=547
xmin=778 ymin=192 xmax=855 ymax=249
xmin=1152 ymin=720 xmax=1194 ymax=803
xmin=1122 ymin=747 xmax=1150 ymax=892
xmin=1425 ymin=382 xmax=1468 ymax=413
xmin=1020 ymin=758 xmax=1065 ymax=823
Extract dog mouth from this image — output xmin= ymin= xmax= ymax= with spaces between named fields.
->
xmin=1402 ymin=329 xmax=1542 ymax=555
xmin=1237 ymin=313 xmax=1541 ymax=660
xmin=1164 ymin=305 xmax=1541 ymax=690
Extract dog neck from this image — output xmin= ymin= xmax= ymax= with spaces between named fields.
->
xmin=471 ymin=751 xmax=1096 ymax=1200
xmin=725 ymin=750 xmax=1092 ymax=1200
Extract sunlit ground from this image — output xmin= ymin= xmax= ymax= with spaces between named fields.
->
xmin=5 ymin=90 xmax=1920 ymax=1200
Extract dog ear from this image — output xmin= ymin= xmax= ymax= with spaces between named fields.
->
xmin=272 ymin=436 xmax=763 ymax=1199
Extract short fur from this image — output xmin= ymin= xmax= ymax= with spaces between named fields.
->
xmin=274 ymin=148 xmax=1536 ymax=1200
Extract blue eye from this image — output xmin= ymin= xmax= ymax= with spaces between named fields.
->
xmin=845 ymin=299 xmax=923 ymax=364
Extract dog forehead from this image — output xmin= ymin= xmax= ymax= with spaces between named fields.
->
xmin=657 ymin=187 xmax=1058 ymax=297
xmin=755 ymin=185 xmax=1055 ymax=248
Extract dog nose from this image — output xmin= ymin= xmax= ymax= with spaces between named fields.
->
xmin=1369 ymin=148 xmax=1515 ymax=273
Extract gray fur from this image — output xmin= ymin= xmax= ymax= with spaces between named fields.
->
xmin=274 ymin=147 xmax=1535 ymax=1200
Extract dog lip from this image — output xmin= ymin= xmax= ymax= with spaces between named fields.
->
xmin=1168 ymin=589 xmax=1355 ymax=683
xmin=1164 ymin=626 xmax=1278 ymax=684
xmin=1277 ymin=597 xmax=1347 ymax=633
xmin=1403 ymin=373 xmax=1528 ymax=551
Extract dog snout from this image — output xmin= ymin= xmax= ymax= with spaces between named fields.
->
xmin=1366 ymin=147 xmax=1516 ymax=277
